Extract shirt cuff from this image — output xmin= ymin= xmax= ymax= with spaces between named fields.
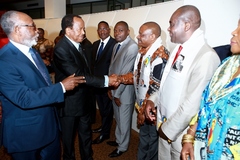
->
xmin=104 ymin=75 xmax=109 ymax=87
xmin=60 ymin=82 xmax=66 ymax=93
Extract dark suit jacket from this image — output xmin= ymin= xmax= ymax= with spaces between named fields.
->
xmin=92 ymin=37 xmax=116 ymax=94
xmin=213 ymin=44 xmax=232 ymax=62
xmin=92 ymin=37 xmax=116 ymax=76
xmin=53 ymin=36 xmax=105 ymax=117
xmin=81 ymin=38 xmax=94 ymax=72
xmin=0 ymin=42 xmax=63 ymax=153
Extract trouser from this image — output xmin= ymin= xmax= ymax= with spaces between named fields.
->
xmin=113 ymin=102 xmax=134 ymax=152
xmin=11 ymin=131 xmax=60 ymax=160
xmin=60 ymin=115 xmax=93 ymax=160
xmin=137 ymin=122 xmax=158 ymax=160
xmin=158 ymin=128 xmax=187 ymax=160
xmin=96 ymin=92 xmax=113 ymax=136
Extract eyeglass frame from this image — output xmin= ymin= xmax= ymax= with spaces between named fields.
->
xmin=18 ymin=24 xmax=36 ymax=29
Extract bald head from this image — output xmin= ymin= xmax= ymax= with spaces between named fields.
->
xmin=142 ymin=21 xmax=161 ymax=38
xmin=174 ymin=5 xmax=201 ymax=31
xmin=168 ymin=5 xmax=201 ymax=44
xmin=137 ymin=21 xmax=162 ymax=48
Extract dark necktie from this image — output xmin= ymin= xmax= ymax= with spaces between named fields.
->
xmin=29 ymin=48 xmax=51 ymax=85
xmin=114 ymin=44 xmax=121 ymax=58
xmin=78 ymin=44 xmax=90 ymax=73
xmin=172 ymin=45 xmax=183 ymax=65
xmin=97 ymin=42 xmax=104 ymax=60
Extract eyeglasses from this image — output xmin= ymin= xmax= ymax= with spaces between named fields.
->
xmin=18 ymin=24 xmax=36 ymax=29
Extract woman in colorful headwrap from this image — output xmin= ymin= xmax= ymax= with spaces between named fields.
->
xmin=181 ymin=18 xmax=240 ymax=160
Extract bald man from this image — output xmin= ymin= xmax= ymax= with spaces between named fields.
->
xmin=117 ymin=21 xmax=169 ymax=160
xmin=145 ymin=5 xmax=220 ymax=159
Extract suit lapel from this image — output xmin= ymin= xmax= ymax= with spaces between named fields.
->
xmin=8 ymin=43 xmax=49 ymax=85
xmin=63 ymin=37 xmax=90 ymax=73
xmin=111 ymin=36 xmax=130 ymax=62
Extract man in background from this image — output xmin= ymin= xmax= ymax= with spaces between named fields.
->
xmin=92 ymin=21 xmax=116 ymax=144
xmin=33 ymin=28 xmax=55 ymax=73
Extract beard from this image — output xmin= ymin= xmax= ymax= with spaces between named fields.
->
xmin=22 ymin=32 xmax=39 ymax=47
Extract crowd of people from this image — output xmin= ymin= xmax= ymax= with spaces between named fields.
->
xmin=0 ymin=4 xmax=239 ymax=160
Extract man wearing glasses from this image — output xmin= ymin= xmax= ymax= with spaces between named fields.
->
xmin=0 ymin=11 xmax=85 ymax=160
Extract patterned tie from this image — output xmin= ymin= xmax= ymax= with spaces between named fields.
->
xmin=29 ymin=48 xmax=51 ymax=85
xmin=114 ymin=44 xmax=121 ymax=58
xmin=97 ymin=42 xmax=104 ymax=60
xmin=172 ymin=45 xmax=183 ymax=65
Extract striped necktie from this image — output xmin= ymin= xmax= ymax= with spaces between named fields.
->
xmin=29 ymin=48 xmax=51 ymax=85
xmin=97 ymin=42 xmax=104 ymax=60
xmin=114 ymin=44 xmax=121 ymax=58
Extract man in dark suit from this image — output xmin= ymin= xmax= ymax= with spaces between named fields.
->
xmin=92 ymin=21 xmax=117 ymax=144
xmin=0 ymin=11 xmax=85 ymax=160
xmin=53 ymin=14 xmax=118 ymax=160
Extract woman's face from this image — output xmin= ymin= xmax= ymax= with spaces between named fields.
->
xmin=230 ymin=20 xmax=240 ymax=55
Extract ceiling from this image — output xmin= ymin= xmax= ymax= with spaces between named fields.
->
xmin=0 ymin=0 xmax=33 ymax=3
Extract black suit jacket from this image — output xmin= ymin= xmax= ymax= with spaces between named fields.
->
xmin=53 ymin=36 xmax=104 ymax=116
xmin=92 ymin=37 xmax=116 ymax=94
xmin=92 ymin=37 xmax=116 ymax=76
xmin=81 ymin=38 xmax=94 ymax=72
xmin=213 ymin=44 xmax=232 ymax=62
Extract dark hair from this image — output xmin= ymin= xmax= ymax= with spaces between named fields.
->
xmin=98 ymin=21 xmax=109 ymax=27
xmin=61 ymin=14 xmax=82 ymax=32
xmin=115 ymin=21 xmax=129 ymax=30
xmin=37 ymin=28 xmax=44 ymax=33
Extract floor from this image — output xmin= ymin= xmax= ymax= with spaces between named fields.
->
xmin=0 ymin=110 xmax=139 ymax=160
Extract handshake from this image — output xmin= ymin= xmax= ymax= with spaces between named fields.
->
xmin=108 ymin=72 xmax=134 ymax=87
xmin=61 ymin=72 xmax=134 ymax=91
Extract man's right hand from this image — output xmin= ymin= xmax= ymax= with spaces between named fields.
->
xmin=61 ymin=74 xmax=86 ymax=91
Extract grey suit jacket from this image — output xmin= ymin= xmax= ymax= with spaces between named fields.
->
xmin=109 ymin=36 xmax=138 ymax=104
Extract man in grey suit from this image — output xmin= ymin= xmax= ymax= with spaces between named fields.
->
xmin=108 ymin=21 xmax=138 ymax=158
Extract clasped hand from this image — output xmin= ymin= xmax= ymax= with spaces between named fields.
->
xmin=108 ymin=74 xmax=120 ymax=87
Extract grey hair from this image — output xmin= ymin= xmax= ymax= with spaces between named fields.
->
xmin=0 ymin=11 xmax=19 ymax=37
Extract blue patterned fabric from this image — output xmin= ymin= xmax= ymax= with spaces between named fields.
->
xmin=195 ymin=55 xmax=240 ymax=159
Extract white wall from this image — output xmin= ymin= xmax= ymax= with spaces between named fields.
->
xmin=34 ymin=0 xmax=240 ymax=131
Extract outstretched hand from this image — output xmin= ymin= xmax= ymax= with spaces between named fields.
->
xmin=62 ymin=74 xmax=86 ymax=91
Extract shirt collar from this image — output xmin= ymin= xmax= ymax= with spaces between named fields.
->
xmin=10 ymin=40 xmax=31 ymax=55
xmin=65 ymin=35 xmax=80 ymax=50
